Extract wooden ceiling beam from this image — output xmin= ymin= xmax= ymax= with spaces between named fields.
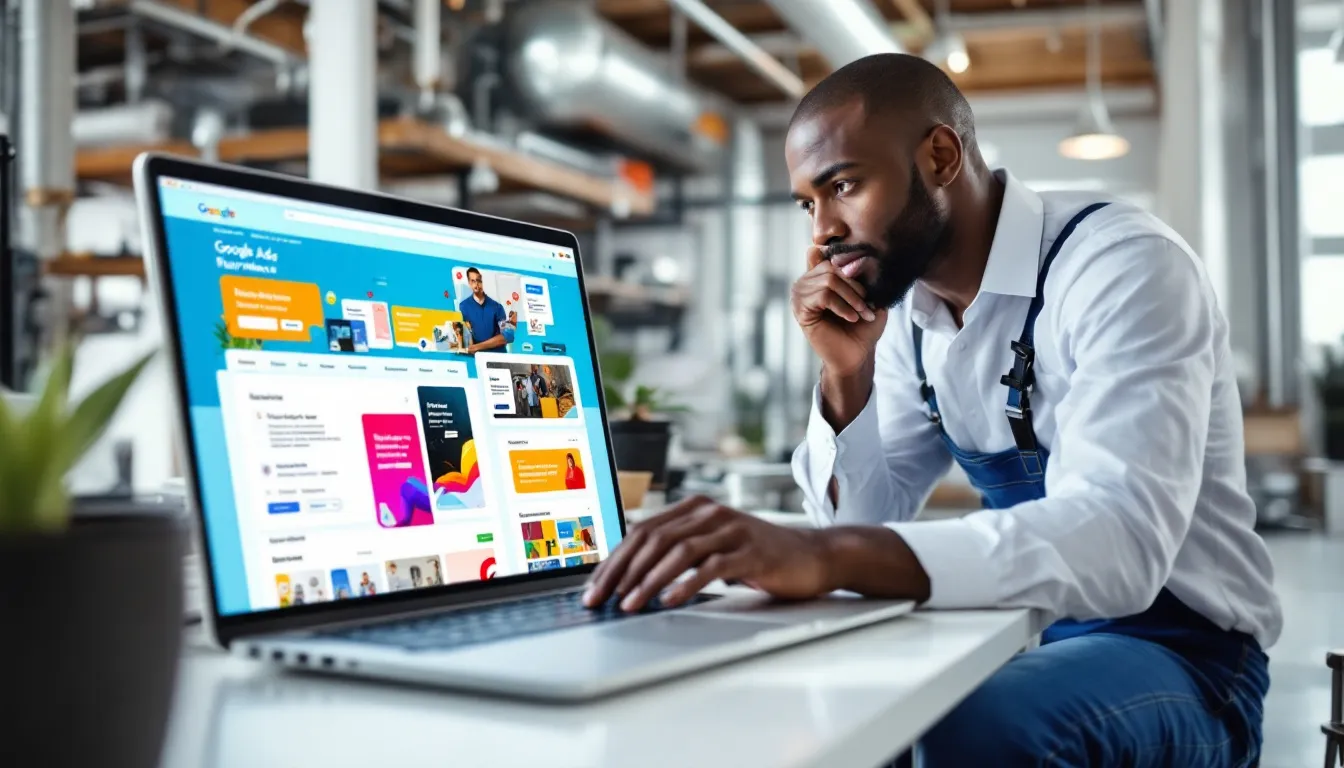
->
xmin=688 ymin=22 xmax=1147 ymax=67
xmin=155 ymin=0 xmax=307 ymax=56
xmin=596 ymin=0 xmax=671 ymax=18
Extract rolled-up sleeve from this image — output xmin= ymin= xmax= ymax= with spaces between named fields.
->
xmin=792 ymin=322 xmax=952 ymax=528
xmin=887 ymin=237 xmax=1215 ymax=619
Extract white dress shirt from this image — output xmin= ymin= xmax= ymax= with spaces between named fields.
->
xmin=792 ymin=170 xmax=1282 ymax=647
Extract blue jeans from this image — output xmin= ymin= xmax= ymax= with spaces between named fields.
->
xmin=913 ymin=631 xmax=1269 ymax=767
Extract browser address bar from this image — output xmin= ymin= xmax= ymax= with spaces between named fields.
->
xmin=282 ymin=209 xmax=544 ymax=258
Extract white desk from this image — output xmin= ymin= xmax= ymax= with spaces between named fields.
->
xmin=160 ymin=608 xmax=1035 ymax=768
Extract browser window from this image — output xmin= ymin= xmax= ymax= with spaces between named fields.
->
xmin=156 ymin=177 xmax=619 ymax=616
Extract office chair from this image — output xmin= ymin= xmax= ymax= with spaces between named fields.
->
xmin=1326 ymin=649 xmax=1344 ymax=768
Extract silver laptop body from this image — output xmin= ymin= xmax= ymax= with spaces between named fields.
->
xmin=134 ymin=154 xmax=912 ymax=701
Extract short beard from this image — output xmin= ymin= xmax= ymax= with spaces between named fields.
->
xmin=832 ymin=167 xmax=951 ymax=310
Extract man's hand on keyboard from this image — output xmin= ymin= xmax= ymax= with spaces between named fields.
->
xmin=582 ymin=496 xmax=831 ymax=613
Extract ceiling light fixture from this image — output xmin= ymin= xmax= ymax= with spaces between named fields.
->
xmin=925 ymin=0 xmax=970 ymax=74
xmin=1059 ymin=0 xmax=1130 ymax=160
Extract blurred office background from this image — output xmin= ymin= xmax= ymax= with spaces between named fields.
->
xmin=1 ymin=1 xmax=1343 ymax=764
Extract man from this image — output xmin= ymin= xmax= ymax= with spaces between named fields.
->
xmin=386 ymin=562 xmax=410 ymax=592
xmin=529 ymin=365 xmax=550 ymax=416
xmin=458 ymin=267 xmax=507 ymax=355
xmin=582 ymin=54 xmax=1280 ymax=766
xmin=514 ymin=379 xmax=530 ymax=417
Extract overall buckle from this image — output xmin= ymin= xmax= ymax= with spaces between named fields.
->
xmin=1000 ymin=340 xmax=1036 ymax=392
xmin=1002 ymin=341 xmax=1039 ymax=454
xmin=919 ymin=380 xmax=941 ymax=424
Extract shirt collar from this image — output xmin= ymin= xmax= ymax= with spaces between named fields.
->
xmin=978 ymin=169 xmax=1045 ymax=298
xmin=908 ymin=169 xmax=1043 ymax=331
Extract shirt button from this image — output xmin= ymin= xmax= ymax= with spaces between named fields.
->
xmin=958 ymin=340 xmax=967 ymax=351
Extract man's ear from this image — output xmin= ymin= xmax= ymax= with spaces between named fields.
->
xmin=925 ymin=125 xmax=964 ymax=188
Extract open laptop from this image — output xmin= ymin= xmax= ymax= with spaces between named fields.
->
xmin=133 ymin=154 xmax=913 ymax=700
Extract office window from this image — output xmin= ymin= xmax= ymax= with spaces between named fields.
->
xmin=1301 ymin=154 xmax=1344 ymax=236
xmin=1303 ymin=256 xmax=1344 ymax=346
xmin=1299 ymin=48 xmax=1344 ymax=127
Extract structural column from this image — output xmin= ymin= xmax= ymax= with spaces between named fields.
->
xmin=17 ymin=0 xmax=75 ymax=261
xmin=307 ymin=1 xmax=378 ymax=189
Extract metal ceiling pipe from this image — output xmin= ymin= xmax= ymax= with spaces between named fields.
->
xmin=18 ymin=0 xmax=76 ymax=260
xmin=763 ymin=0 xmax=902 ymax=69
xmin=665 ymin=0 xmax=805 ymax=99
xmin=127 ymin=0 xmax=297 ymax=66
xmin=73 ymin=100 xmax=175 ymax=148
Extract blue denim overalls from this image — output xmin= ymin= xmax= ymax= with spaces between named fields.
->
xmin=911 ymin=202 xmax=1269 ymax=757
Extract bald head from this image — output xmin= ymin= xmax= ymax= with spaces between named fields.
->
xmin=785 ymin=54 xmax=993 ymax=309
xmin=790 ymin=53 xmax=979 ymax=156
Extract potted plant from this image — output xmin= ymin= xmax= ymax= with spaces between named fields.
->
xmin=1317 ymin=339 xmax=1344 ymax=461
xmin=592 ymin=316 xmax=686 ymax=500
xmin=0 ymin=344 xmax=183 ymax=767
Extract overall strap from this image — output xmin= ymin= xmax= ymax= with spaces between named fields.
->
xmin=1002 ymin=202 xmax=1111 ymax=473
xmin=912 ymin=324 xmax=941 ymax=424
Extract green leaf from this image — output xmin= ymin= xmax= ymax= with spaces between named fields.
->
xmin=29 ymin=465 xmax=70 ymax=533
xmin=0 ymin=393 xmax=15 ymax=524
xmin=53 ymin=350 xmax=156 ymax=480
xmin=591 ymin=314 xmax=616 ymax=352
xmin=604 ymin=384 xmax=627 ymax=410
xmin=30 ymin=342 xmax=74 ymax=433
xmin=630 ymin=384 xmax=689 ymax=415
xmin=20 ymin=344 xmax=76 ymax=529
xmin=633 ymin=384 xmax=656 ymax=406
xmin=0 ymin=344 xmax=156 ymax=532
xmin=600 ymin=351 xmax=635 ymax=385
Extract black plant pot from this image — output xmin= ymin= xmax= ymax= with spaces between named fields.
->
xmin=609 ymin=419 xmax=673 ymax=489
xmin=0 ymin=504 xmax=185 ymax=768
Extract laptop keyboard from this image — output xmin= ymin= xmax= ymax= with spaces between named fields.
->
xmin=319 ymin=590 xmax=718 ymax=652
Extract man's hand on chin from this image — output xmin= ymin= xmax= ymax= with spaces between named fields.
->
xmin=583 ymin=496 xmax=932 ymax=612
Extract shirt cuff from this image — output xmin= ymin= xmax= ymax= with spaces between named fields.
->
xmin=799 ymin=385 xmax=884 ymax=521
xmin=885 ymin=516 xmax=1000 ymax=609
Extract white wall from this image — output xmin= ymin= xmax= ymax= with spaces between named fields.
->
xmin=977 ymin=115 xmax=1160 ymax=209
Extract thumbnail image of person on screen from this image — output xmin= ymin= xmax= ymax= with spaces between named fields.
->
xmin=458 ymin=267 xmax=507 ymax=355
xmin=485 ymin=359 xmax=578 ymax=419
xmin=565 ymin=452 xmax=586 ymax=490
xmin=514 ymin=379 xmax=530 ymax=415
xmin=528 ymin=365 xmax=550 ymax=415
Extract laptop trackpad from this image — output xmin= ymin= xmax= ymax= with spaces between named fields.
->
xmin=606 ymin=613 xmax=772 ymax=647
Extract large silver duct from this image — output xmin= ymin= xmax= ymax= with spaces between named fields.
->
xmin=18 ymin=0 xmax=76 ymax=261
xmin=763 ymin=0 xmax=903 ymax=68
xmin=73 ymin=100 xmax=175 ymax=148
xmin=501 ymin=1 xmax=731 ymax=172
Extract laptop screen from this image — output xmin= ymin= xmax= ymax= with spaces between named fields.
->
xmin=155 ymin=175 xmax=623 ymax=617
